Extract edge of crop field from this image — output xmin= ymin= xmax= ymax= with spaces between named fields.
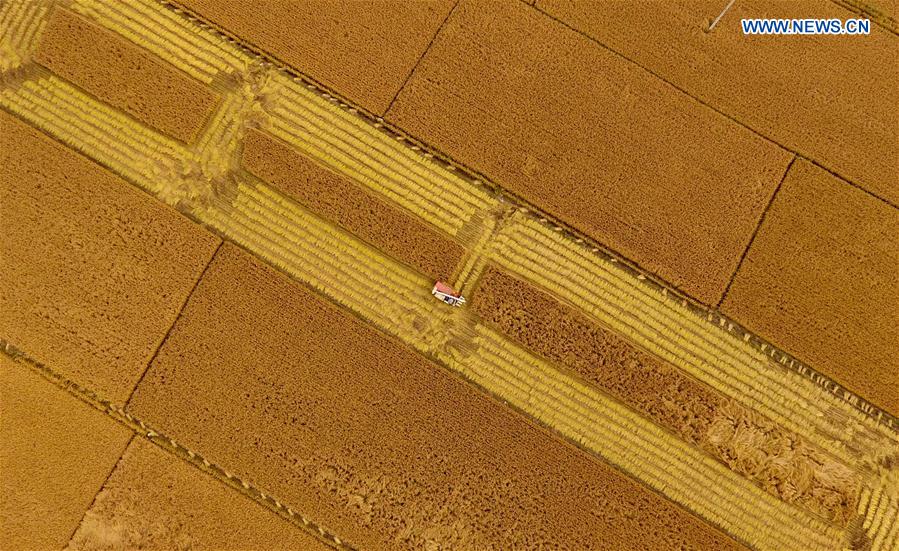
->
xmin=0 ymin=340 xmax=353 ymax=551
xmin=158 ymin=0 xmax=898 ymax=433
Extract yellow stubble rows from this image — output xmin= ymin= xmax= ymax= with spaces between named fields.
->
xmin=0 ymin=0 xmax=50 ymax=72
xmin=490 ymin=212 xmax=899 ymax=471
xmin=69 ymin=0 xmax=250 ymax=84
xmin=194 ymin=176 xmax=843 ymax=550
xmin=857 ymin=474 xmax=899 ymax=551
xmin=1 ymin=0 xmax=896 ymax=549
xmin=0 ymin=72 xmax=187 ymax=197
xmin=460 ymin=326 xmax=843 ymax=550
xmin=264 ymin=71 xmax=496 ymax=237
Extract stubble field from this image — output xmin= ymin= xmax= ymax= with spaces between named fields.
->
xmin=1 ymin=0 xmax=897 ymax=549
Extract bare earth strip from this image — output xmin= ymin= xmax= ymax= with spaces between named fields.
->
xmin=68 ymin=438 xmax=330 ymax=550
xmin=127 ymin=243 xmax=744 ymax=551
xmin=386 ymin=0 xmax=793 ymax=304
xmin=537 ymin=0 xmax=899 ymax=204
xmin=34 ymin=6 xmax=220 ymax=143
xmin=0 ymin=354 xmax=132 ymax=550
xmin=0 ymin=109 xmax=221 ymax=404
xmin=722 ymin=159 xmax=899 ymax=416
xmin=241 ymin=128 xmax=466 ymax=281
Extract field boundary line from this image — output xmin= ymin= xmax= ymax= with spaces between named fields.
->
xmin=526 ymin=2 xmax=898 ymax=211
xmin=718 ymin=156 xmax=797 ymax=307
xmin=491 ymin=217 xmax=899 ymax=465
xmin=123 ymin=240 xmax=223 ymax=408
xmin=157 ymin=0 xmax=899 ymax=431
xmin=385 ymin=0 xmax=460 ymax=115
xmin=830 ymin=0 xmax=899 ymax=35
xmin=0 ymin=340 xmax=352 ymax=551
xmin=64 ymin=433 xmax=136 ymax=545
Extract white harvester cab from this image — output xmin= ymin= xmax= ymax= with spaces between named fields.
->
xmin=432 ymin=281 xmax=466 ymax=307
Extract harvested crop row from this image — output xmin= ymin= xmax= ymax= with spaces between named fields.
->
xmin=386 ymin=0 xmax=793 ymax=304
xmin=722 ymin=160 xmax=899 ymax=417
xmin=242 ymin=128 xmax=466 ymax=282
xmin=462 ymin=326 xmax=842 ymax=550
xmin=267 ymin=71 xmax=496 ymax=233
xmin=0 ymin=353 xmax=132 ymax=550
xmin=0 ymin=110 xmax=220 ymax=404
xmin=172 ymin=0 xmax=456 ymax=114
xmin=128 ymin=243 xmax=744 ymax=551
xmin=195 ymin=179 xmax=840 ymax=549
xmin=491 ymin=213 xmax=897 ymax=467
xmin=68 ymin=438 xmax=329 ymax=550
xmin=196 ymin=180 xmax=448 ymax=347
xmin=471 ymin=265 xmax=860 ymax=525
xmin=856 ymin=480 xmax=899 ymax=551
xmin=265 ymin=111 xmax=470 ymax=239
xmin=489 ymin=237 xmax=888 ymax=468
xmin=0 ymin=0 xmax=49 ymax=71
xmin=0 ymin=73 xmax=189 ymax=197
xmin=70 ymin=0 xmax=247 ymax=84
xmin=34 ymin=7 xmax=220 ymax=144
xmin=269 ymin=69 xmax=497 ymax=211
xmin=190 ymin=91 xmax=251 ymax=178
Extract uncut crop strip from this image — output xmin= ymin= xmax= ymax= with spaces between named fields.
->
xmin=69 ymin=0 xmax=248 ymax=84
xmin=0 ymin=72 xmax=188 ymax=197
xmin=489 ymin=213 xmax=898 ymax=469
xmin=442 ymin=325 xmax=843 ymax=551
xmin=264 ymin=72 xmax=496 ymax=237
xmin=166 ymin=0 xmax=899 ymax=437
xmin=193 ymin=180 xmax=844 ymax=550
xmin=195 ymin=179 xmax=453 ymax=354
xmin=2 ymin=0 xmax=895 ymax=547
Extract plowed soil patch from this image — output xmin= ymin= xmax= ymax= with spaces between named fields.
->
xmin=242 ymin=128 xmax=465 ymax=281
xmin=722 ymin=159 xmax=899 ymax=415
xmin=0 ymin=354 xmax=132 ymax=550
xmin=35 ymin=7 xmax=220 ymax=143
xmin=128 ymin=243 xmax=743 ymax=551
xmin=0 ymin=110 xmax=220 ymax=403
xmin=386 ymin=0 xmax=792 ymax=304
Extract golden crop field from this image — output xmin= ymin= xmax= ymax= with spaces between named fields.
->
xmin=1 ymin=0 xmax=897 ymax=549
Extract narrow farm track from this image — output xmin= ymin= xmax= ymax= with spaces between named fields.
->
xmin=1 ymin=0 xmax=897 ymax=549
